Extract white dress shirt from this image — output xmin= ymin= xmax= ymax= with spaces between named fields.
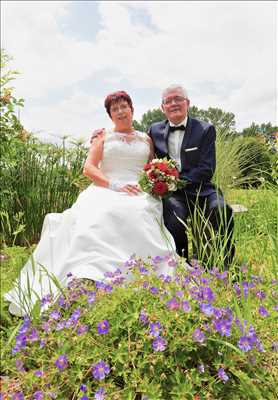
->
xmin=168 ymin=117 xmax=188 ymax=171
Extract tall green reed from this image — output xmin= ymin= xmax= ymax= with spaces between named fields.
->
xmin=0 ymin=137 xmax=89 ymax=246
xmin=213 ymin=130 xmax=275 ymax=192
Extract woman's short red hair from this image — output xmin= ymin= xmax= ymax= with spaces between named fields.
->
xmin=104 ymin=90 xmax=133 ymax=117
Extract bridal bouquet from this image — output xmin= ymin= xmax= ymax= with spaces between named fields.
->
xmin=139 ymin=158 xmax=185 ymax=199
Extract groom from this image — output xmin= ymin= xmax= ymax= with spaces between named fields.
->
xmin=148 ymin=84 xmax=235 ymax=268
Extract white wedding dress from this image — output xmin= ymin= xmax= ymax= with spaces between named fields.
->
xmin=5 ymin=130 xmax=177 ymax=316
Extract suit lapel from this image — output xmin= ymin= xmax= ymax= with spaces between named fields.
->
xmin=180 ymin=117 xmax=192 ymax=170
xmin=159 ymin=121 xmax=170 ymax=154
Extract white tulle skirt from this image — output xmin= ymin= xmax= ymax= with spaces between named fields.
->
xmin=5 ymin=184 xmax=177 ymax=316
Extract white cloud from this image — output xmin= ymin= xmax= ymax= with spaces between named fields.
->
xmin=1 ymin=0 xmax=277 ymax=140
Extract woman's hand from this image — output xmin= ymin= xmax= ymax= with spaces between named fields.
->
xmin=90 ymin=128 xmax=105 ymax=144
xmin=119 ymin=184 xmax=142 ymax=195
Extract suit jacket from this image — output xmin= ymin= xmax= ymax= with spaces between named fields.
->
xmin=149 ymin=117 xmax=218 ymax=196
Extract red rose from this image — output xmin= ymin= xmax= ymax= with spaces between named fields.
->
xmin=157 ymin=162 xmax=168 ymax=172
xmin=148 ymin=171 xmax=157 ymax=180
xmin=144 ymin=163 xmax=152 ymax=171
xmin=167 ymin=168 xmax=179 ymax=178
xmin=153 ymin=181 xmax=168 ymax=196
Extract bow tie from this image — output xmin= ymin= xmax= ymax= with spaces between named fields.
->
xmin=169 ymin=125 xmax=186 ymax=132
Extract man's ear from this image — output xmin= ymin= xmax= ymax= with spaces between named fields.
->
xmin=161 ymin=104 xmax=166 ymax=115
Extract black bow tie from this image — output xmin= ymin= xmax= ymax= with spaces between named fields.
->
xmin=169 ymin=125 xmax=186 ymax=132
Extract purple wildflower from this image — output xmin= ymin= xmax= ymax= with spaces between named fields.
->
xmin=182 ymin=300 xmax=191 ymax=312
xmin=94 ymin=387 xmax=106 ymax=400
xmin=218 ymin=367 xmax=229 ymax=382
xmin=152 ymin=255 xmax=163 ymax=264
xmin=104 ymin=284 xmax=113 ymax=293
xmin=233 ymin=283 xmax=241 ymax=296
xmin=77 ymin=324 xmax=89 ymax=336
xmin=34 ymin=370 xmax=43 ymax=377
xmin=41 ymin=321 xmax=51 ymax=333
xmin=150 ymin=286 xmax=159 ymax=295
xmin=213 ymin=319 xmax=231 ymax=337
xmin=87 ymin=291 xmax=96 ymax=304
xmin=200 ymin=286 xmax=215 ymax=302
xmin=12 ymin=393 xmax=24 ymax=400
xmin=80 ymin=397 xmax=89 ymax=400
xmin=15 ymin=359 xmax=25 ymax=372
xmin=56 ymin=321 xmax=66 ymax=331
xmin=50 ymin=310 xmax=61 ymax=321
xmin=33 ymin=391 xmax=44 ymax=400
xmin=200 ymin=303 xmax=214 ymax=317
xmin=168 ymin=257 xmax=177 ymax=267
xmin=166 ymin=297 xmax=180 ymax=310
xmin=160 ymin=274 xmax=172 ymax=283
xmin=256 ymin=290 xmax=266 ymax=300
xmin=238 ymin=335 xmax=253 ymax=352
xmin=28 ymin=328 xmax=39 ymax=342
xmin=58 ymin=295 xmax=69 ymax=308
xmin=152 ymin=336 xmax=167 ymax=352
xmin=97 ymin=320 xmax=110 ymax=335
xmin=54 ymin=355 xmax=68 ymax=370
xmin=139 ymin=310 xmax=149 ymax=325
xmin=14 ymin=333 xmax=27 ymax=351
xmin=192 ymin=328 xmax=206 ymax=344
xmin=18 ymin=317 xmax=30 ymax=334
xmin=139 ymin=266 xmax=149 ymax=274
xmin=92 ymin=360 xmax=110 ymax=380
xmin=258 ymin=306 xmax=269 ymax=317
xmin=273 ymin=304 xmax=278 ymax=311
xmin=80 ymin=384 xmax=87 ymax=392
xmin=41 ymin=294 xmax=53 ymax=306
xmin=149 ymin=322 xmax=162 ymax=337
xmin=96 ymin=281 xmax=106 ymax=290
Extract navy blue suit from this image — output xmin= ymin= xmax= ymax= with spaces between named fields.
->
xmin=149 ymin=117 xmax=235 ymax=267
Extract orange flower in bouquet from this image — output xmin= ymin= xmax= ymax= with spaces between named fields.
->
xmin=139 ymin=158 xmax=185 ymax=199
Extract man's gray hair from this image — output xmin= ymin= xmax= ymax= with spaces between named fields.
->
xmin=162 ymin=84 xmax=189 ymax=100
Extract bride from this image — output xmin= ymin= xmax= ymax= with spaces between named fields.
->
xmin=5 ymin=90 xmax=178 ymax=316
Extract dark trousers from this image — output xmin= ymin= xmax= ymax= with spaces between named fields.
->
xmin=162 ymin=190 xmax=235 ymax=268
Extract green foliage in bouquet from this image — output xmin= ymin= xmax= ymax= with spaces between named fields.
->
xmin=2 ymin=256 xmax=277 ymax=399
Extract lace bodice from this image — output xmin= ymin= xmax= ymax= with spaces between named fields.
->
xmin=101 ymin=130 xmax=150 ymax=184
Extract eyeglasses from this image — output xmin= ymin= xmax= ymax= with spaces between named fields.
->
xmin=110 ymin=104 xmax=130 ymax=113
xmin=162 ymin=96 xmax=187 ymax=106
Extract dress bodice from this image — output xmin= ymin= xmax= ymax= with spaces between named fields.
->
xmin=101 ymin=130 xmax=150 ymax=184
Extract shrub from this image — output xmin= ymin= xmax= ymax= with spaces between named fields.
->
xmin=2 ymin=256 xmax=277 ymax=399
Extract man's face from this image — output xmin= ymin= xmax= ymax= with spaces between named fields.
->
xmin=161 ymin=88 xmax=190 ymax=125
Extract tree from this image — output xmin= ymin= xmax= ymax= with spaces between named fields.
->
xmin=133 ymin=105 xmax=236 ymax=135
xmin=189 ymin=106 xmax=236 ymax=135
xmin=0 ymin=49 xmax=26 ymax=146
xmin=241 ymin=122 xmax=278 ymax=148
xmin=133 ymin=108 xmax=165 ymax=132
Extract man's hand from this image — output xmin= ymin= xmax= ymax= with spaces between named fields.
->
xmin=90 ymin=128 xmax=105 ymax=144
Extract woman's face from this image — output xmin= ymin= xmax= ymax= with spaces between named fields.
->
xmin=109 ymin=100 xmax=133 ymax=131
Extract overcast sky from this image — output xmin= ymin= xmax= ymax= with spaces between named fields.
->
xmin=1 ymin=0 xmax=277 ymax=144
